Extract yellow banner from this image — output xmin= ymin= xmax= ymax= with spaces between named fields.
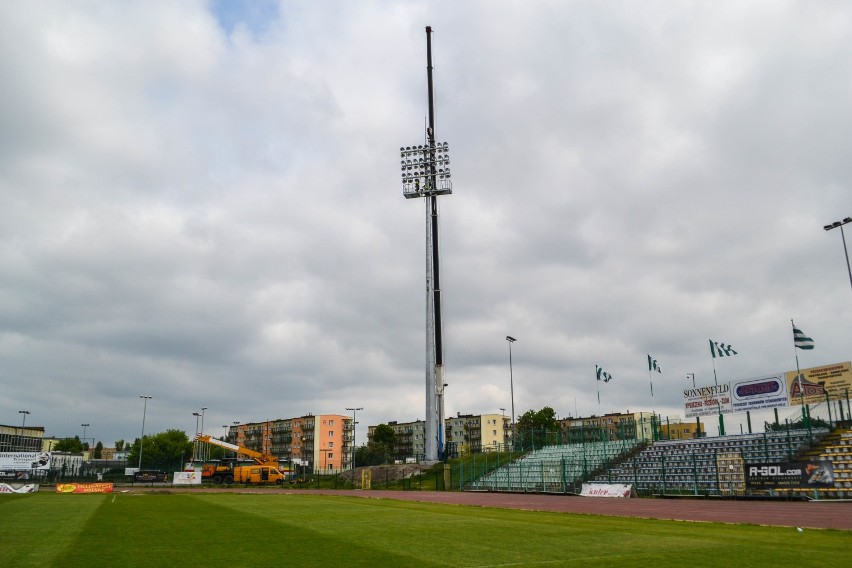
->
xmin=785 ymin=361 xmax=852 ymax=405
xmin=55 ymin=483 xmax=114 ymax=494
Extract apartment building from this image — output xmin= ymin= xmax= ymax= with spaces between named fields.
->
xmin=229 ymin=413 xmax=352 ymax=473
xmin=558 ymin=411 xmax=659 ymax=442
xmin=369 ymin=413 xmax=510 ymax=460
xmin=446 ymin=413 xmax=510 ymax=454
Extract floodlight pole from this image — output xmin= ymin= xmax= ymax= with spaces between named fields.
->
xmin=823 ymin=217 xmax=852 ymax=293
xmin=400 ymin=26 xmax=453 ymax=463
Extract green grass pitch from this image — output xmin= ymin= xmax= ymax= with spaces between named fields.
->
xmin=1 ymin=492 xmax=848 ymax=567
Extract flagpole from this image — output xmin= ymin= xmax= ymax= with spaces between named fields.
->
xmin=596 ymin=366 xmax=601 ymax=412
xmin=710 ymin=348 xmax=725 ymax=436
xmin=647 ymin=369 xmax=655 ymax=415
xmin=791 ymin=319 xmax=811 ymax=437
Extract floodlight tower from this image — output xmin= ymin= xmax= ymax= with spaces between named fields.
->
xmin=400 ymin=26 xmax=453 ymax=462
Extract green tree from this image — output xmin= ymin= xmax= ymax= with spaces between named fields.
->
xmin=126 ymin=430 xmax=194 ymax=471
xmin=53 ymin=436 xmax=85 ymax=453
xmin=352 ymin=424 xmax=397 ymax=465
xmin=372 ymin=424 xmax=396 ymax=455
xmin=516 ymin=407 xmax=558 ymax=450
xmin=115 ymin=439 xmax=125 ymax=452
xmin=765 ymin=417 xmax=829 ymax=431
xmin=94 ymin=441 xmax=104 ymax=459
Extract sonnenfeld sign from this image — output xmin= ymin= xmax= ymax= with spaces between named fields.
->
xmin=683 ymin=383 xmax=733 ymax=418
xmin=745 ymin=461 xmax=834 ymax=489
xmin=730 ymin=373 xmax=789 ymax=413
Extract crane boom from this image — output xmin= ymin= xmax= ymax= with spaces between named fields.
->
xmin=194 ymin=435 xmax=278 ymax=465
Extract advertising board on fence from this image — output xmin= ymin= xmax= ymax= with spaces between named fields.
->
xmin=730 ymin=373 xmax=789 ymax=413
xmin=0 ymin=483 xmax=38 ymax=493
xmin=683 ymin=383 xmax=733 ymax=418
xmin=173 ymin=471 xmax=201 ymax=485
xmin=133 ymin=470 xmax=168 ymax=483
xmin=785 ymin=361 xmax=852 ymax=406
xmin=580 ymin=483 xmax=635 ymax=498
xmin=55 ymin=483 xmax=114 ymax=494
xmin=0 ymin=452 xmax=51 ymax=471
xmin=745 ymin=461 xmax=834 ymax=489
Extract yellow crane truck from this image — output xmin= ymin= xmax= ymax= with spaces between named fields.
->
xmin=193 ymin=435 xmax=289 ymax=485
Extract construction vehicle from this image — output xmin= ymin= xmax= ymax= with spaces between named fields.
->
xmin=193 ymin=435 xmax=289 ymax=485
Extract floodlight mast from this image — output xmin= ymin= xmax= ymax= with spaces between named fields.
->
xmin=400 ymin=26 xmax=453 ymax=462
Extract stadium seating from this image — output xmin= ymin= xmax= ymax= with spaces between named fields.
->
xmin=465 ymin=428 xmax=831 ymax=496
xmin=772 ymin=428 xmax=852 ymax=499
xmin=592 ymin=429 xmax=827 ymax=495
xmin=467 ymin=439 xmax=641 ymax=493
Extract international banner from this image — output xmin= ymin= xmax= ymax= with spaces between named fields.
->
xmin=730 ymin=373 xmax=789 ymax=413
xmin=0 ymin=452 xmax=51 ymax=471
xmin=580 ymin=483 xmax=635 ymax=498
xmin=173 ymin=471 xmax=201 ymax=485
xmin=683 ymin=383 xmax=733 ymax=418
xmin=745 ymin=461 xmax=834 ymax=489
xmin=0 ymin=483 xmax=38 ymax=493
xmin=785 ymin=362 xmax=852 ymax=406
xmin=55 ymin=483 xmax=114 ymax=494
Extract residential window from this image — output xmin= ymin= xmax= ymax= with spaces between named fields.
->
xmin=329 ymin=431 xmax=334 ymax=437
xmin=329 ymin=420 xmax=334 ymax=426
xmin=329 ymin=442 xmax=334 ymax=448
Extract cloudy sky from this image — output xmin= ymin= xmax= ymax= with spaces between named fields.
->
xmin=2 ymin=1 xmax=850 ymax=447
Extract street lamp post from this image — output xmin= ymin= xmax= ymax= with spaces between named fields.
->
xmin=232 ymin=421 xmax=240 ymax=459
xmin=506 ymin=336 xmax=517 ymax=450
xmin=192 ymin=412 xmax=201 ymax=462
xmin=499 ymin=408 xmax=506 ymax=451
xmin=345 ymin=407 xmax=363 ymax=471
xmin=138 ymin=395 xmax=152 ymax=470
xmin=823 ymin=217 xmax=852 ymax=292
xmin=81 ymin=423 xmax=90 ymax=457
xmin=18 ymin=410 xmax=30 ymax=451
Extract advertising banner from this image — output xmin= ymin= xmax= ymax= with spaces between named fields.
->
xmin=785 ymin=362 xmax=852 ymax=406
xmin=173 ymin=471 xmax=201 ymax=485
xmin=0 ymin=452 xmax=51 ymax=471
xmin=0 ymin=470 xmax=33 ymax=480
xmin=55 ymin=483 xmax=114 ymax=494
xmin=133 ymin=471 xmax=168 ymax=482
xmin=745 ymin=461 xmax=834 ymax=489
xmin=683 ymin=383 xmax=733 ymax=418
xmin=0 ymin=483 xmax=38 ymax=493
xmin=580 ymin=483 xmax=635 ymax=498
xmin=730 ymin=373 xmax=789 ymax=413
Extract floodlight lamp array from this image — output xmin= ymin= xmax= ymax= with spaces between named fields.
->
xmin=400 ymin=142 xmax=452 ymax=198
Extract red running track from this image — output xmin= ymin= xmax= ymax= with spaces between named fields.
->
xmin=290 ymin=490 xmax=852 ymax=530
